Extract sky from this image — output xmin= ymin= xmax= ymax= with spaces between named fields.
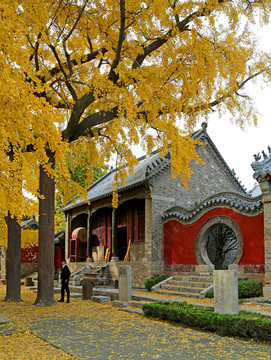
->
xmin=206 ymin=22 xmax=271 ymax=191
xmin=124 ymin=17 xmax=271 ymax=192
xmin=207 ymin=83 xmax=271 ymax=191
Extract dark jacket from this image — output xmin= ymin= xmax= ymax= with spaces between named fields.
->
xmin=61 ymin=264 xmax=71 ymax=281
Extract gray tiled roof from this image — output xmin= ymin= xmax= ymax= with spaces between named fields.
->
xmin=62 ymin=151 xmax=165 ymax=211
xmin=62 ymin=123 xmax=247 ymax=212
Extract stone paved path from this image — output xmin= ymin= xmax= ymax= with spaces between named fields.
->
xmin=1 ymin=287 xmax=271 ymax=360
xmin=29 ymin=302 xmax=271 ymax=360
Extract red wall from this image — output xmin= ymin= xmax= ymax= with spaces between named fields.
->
xmin=164 ymin=208 xmax=264 ymax=265
xmin=55 ymin=245 xmax=65 ymax=269
xmin=21 ymin=245 xmax=39 ymax=263
xmin=21 ymin=244 xmax=64 ymax=269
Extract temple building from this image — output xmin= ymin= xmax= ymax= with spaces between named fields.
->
xmin=62 ymin=123 xmax=271 ymax=286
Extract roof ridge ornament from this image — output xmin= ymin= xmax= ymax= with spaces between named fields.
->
xmin=253 ymin=153 xmax=261 ymax=162
xmin=201 ymin=122 xmax=208 ymax=131
xmin=251 ymin=145 xmax=271 ymax=181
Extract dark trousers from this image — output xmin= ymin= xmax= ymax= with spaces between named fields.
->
xmin=61 ymin=280 xmax=70 ymax=301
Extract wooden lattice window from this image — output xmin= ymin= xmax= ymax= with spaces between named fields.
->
xmin=138 ymin=201 xmax=145 ymax=242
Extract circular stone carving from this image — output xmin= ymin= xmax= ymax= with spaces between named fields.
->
xmin=195 ymin=216 xmax=243 ymax=269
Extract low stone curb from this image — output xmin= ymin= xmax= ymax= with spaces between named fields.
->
xmin=119 ymin=308 xmax=144 ymax=316
xmin=0 ymin=314 xmax=13 ymax=325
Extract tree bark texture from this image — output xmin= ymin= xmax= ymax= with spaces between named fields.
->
xmin=4 ymin=214 xmax=22 ymax=302
xmin=34 ymin=149 xmax=57 ymax=306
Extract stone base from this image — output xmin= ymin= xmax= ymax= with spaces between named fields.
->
xmin=195 ymin=264 xmax=214 ymax=273
xmin=110 ymin=256 xmax=120 ymax=262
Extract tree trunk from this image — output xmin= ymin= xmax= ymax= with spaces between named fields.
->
xmin=34 ymin=149 xmax=56 ymax=306
xmin=4 ymin=214 xmax=22 ymax=302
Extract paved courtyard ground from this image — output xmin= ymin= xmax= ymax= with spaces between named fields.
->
xmin=0 ymin=286 xmax=271 ymax=360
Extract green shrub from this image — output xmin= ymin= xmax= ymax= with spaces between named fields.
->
xmin=205 ymin=280 xmax=263 ymax=299
xmin=145 ymin=273 xmax=170 ymax=292
xmin=238 ymin=280 xmax=263 ymax=298
xmin=142 ymin=301 xmax=271 ymax=342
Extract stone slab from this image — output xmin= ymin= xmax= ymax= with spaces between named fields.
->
xmin=118 ymin=264 xmax=132 ymax=302
xmin=214 ymin=270 xmax=239 ymax=315
xmin=112 ymin=300 xmax=131 ymax=308
xmin=91 ymin=295 xmax=111 ymax=303
xmin=256 ymin=297 xmax=271 ymax=305
xmin=0 ymin=314 xmax=13 ymax=325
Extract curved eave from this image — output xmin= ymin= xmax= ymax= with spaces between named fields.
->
xmin=163 ymin=193 xmax=263 ymax=224
xmin=62 ymin=180 xmax=147 ymax=213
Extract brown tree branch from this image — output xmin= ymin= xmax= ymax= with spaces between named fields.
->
xmin=69 ymin=106 xmax=118 ymax=141
xmin=63 ymin=0 xmax=89 ymax=43
xmin=108 ymin=0 xmax=126 ymax=82
xmin=49 ymin=44 xmax=78 ymax=101
xmin=48 ymin=48 xmax=108 ymax=77
xmin=62 ymin=92 xmax=96 ymax=140
xmin=132 ymin=0 xmax=227 ymax=69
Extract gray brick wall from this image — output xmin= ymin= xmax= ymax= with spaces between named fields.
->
xmin=149 ymin=144 xmax=245 ymax=267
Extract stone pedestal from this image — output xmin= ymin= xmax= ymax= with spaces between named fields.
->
xmin=195 ymin=264 xmax=214 ymax=273
xmin=214 ymin=270 xmax=239 ymax=315
xmin=118 ymin=264 xmax=132 ymax=302
xmin=82 ymin=273 xmax=95 ymax=300
xmin=110 ymin=256 xmax=120 ymax=262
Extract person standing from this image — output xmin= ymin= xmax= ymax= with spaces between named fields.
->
xmin=58 ymin=260 xmax=71 ymax=303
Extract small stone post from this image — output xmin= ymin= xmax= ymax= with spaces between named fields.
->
xmin=214 ymin=270 xmax=239 ymax=315
xmin=118 ymin=264 xmax=132 ymax=302
xmin=0 ymin=248 xmax=6 ymax=279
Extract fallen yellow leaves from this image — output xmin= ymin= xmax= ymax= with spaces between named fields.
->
xmin=0 ymin=286 xmax=270 ymax=360
xmin=0 ymin=333 xmax=76 ymax=360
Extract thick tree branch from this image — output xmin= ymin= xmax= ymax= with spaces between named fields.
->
xmin=70 ymin=106 xmax=118 ymax=141
xmin=49 ymin=44 xmax=78 ymax=101
xmin=108 ymin=0 xmax=126 ymax=82
xmin=62 ymin=92 xmax=96 ymax=140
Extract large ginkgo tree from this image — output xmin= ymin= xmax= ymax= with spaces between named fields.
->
xmin=1 ymin=0 xmax=271 ymax=305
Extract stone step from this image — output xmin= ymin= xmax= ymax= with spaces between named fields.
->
xmin=25 ymin=285 xmax=37 ymax=291
xmin=168 ymin=280 xmax=212 ymax=288
xmin=69 ymin=285 xmax=83 ymax=295
xmin=173 ymin=275 xmax=213 ymax=282
xmin=161 ymin=284 xmax=204 ymax=294
xmin=91 ymin=295 xmax=111 ymax=303
xmin=70 ymin=293 xmax=82 ymax=298
xmin=112 ymin=300 xmax=145 ymax=315
xmin=154 ymin=289 xmax=202 ymax=299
